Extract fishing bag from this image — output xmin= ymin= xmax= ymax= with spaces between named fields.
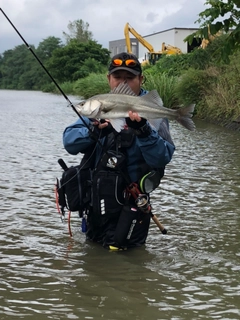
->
xmin=58 ymin=165 xmax=92 ymax=212
xmin=113 ymin=204 xmax=151 ymax=247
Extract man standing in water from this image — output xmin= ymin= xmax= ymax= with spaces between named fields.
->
xmin=62 ymin=52 xmax=175 ymax=249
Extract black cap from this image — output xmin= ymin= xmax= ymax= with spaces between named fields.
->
xmin=108 ymin=52 xmax=142 ymax=76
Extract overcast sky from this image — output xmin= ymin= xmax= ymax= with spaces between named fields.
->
xmin=0 ymin=0 xmax=207 ymax=55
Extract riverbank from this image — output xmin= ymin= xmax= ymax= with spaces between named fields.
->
xmin=226 ymin=116 xmax=240 ymax=131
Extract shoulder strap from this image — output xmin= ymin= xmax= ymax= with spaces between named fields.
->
xmin=80 ymin=144 xmax=97 ymax=169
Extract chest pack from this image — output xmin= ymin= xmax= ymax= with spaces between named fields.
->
xmin=55 ymin=130 xmax=133 ymax=217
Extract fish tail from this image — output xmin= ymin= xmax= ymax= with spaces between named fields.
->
xmin=176 ymin=104 xmax=196 ymax=131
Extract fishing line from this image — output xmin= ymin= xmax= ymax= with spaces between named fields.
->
xmin=0 ymin=7 xmax=90 ymax=126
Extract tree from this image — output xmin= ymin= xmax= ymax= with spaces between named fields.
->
xmin=0 ymin=45 xmax=36 ymax=89
xmin=0 ymin=39 xmax=63 ymax=90
xmin=0 ymin=54 xmax=3 ymax=82
xmin=185 ymin=0 xmax=240 ymax=61
xmin=63 ymin=19 xmax=93 ymax=44
xmin=36 ymin=36 xmax=63 ymax=61
xmin=35 ymin=37 xmax=63 ymax=88
xmin=46 ymin=40 xmax=110 ymax=83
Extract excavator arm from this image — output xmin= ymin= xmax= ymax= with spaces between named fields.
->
xmin=123 ymin=23 xmax=182 ymax=65
xmin=124 ymin=23 xmax=155 ymax=53
xmin=124 ymin=23 xmax=132 ymax=53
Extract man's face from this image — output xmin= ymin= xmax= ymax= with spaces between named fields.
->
xmin=107 ymin=70 xmax=143 ymax=95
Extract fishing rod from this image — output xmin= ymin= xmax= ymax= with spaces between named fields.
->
xmin=0 ymin=7 xmax=89 ymax=126
xmin=1 ymin=8 xmax=167 ymax=235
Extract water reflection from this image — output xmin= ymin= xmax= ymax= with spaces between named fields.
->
xmin=0 ymin=90 xmax=240 ymax=319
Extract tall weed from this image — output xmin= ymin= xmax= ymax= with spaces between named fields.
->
xmin=202 ymin=65 xmax=240 ymax=123
xmin=144 ymin=73 xmax=178 ymax=108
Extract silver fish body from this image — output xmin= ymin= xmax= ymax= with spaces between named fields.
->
xmin=75 ymin=82 xmax=195 ymax=131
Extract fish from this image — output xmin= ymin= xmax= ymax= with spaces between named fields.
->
xmin=75 ymin=82 xmax=195 ymax=132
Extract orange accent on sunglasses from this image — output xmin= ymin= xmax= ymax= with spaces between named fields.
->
xmin=112 ymin=59 xmax=137 ymax=67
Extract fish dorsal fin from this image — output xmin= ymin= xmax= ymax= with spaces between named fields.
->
xmin=140 ymin=90 xmax=164 ymax=108
xmin=110 ymin=82 xmax=137 ymax=96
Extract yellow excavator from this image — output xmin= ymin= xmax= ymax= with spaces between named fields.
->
xmin=161 ymin=42 xmax=182 ymax=55
xmin=124 ymin=22 xmax=182 ymax=65
xmin=199 ymin=25 xmax=222 ymax=49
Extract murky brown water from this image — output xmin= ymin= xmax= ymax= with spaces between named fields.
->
xmin=0 ymin=89 xmax=240 ymax=320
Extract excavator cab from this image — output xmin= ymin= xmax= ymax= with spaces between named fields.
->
xmin=147 ymin=53 xmax=162 ymax=65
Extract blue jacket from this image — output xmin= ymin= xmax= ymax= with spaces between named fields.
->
xmin=63 ymin=89 xmax=175 ymax=182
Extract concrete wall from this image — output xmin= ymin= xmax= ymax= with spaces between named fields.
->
xmin=174 ymin=28 xmax=200 ymax=52
xmin=109 ymin=38 xmax=139 ymax=57
xmin=139 ymin=29 xmax=175 ymax=60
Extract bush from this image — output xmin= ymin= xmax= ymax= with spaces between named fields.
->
xmin=174 ymin=51 xmax=240 ymax=125
xmin=154 ymin=54 xmax=190 ymax=77
xmin=73 ymin=73 xmax=109 ymax=98
xmin=174 ymin=68 xmax=217 ymax=106
xmin=42 ymin=82 xmax=56 ymax=92
xmin=201 ymin=60 xmax=240 ymax=123
xmin=42 ymin=81 xmax=74 ymax=94
xmin=151 ymin=48 xmax=211 ymax=78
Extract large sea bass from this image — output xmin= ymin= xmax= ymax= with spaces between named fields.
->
xmin=75 ymin=82 xmax=195 ymax=132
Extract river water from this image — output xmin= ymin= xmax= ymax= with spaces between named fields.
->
xmin=0 ymin=89 xmax=240 ymax=320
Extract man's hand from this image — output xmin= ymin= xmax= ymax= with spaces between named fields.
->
xmin=126 ymin=111 xmax=146 ymax=129
xmin=126 ymin=111 xmax=151 ymax=137
xmin=128 ymin=111 xmax=142 ymax=122
xmin=93 ymin=119 xmax=110 ymax=129
xmin=90 ymin=119 xmax=113 ymax=140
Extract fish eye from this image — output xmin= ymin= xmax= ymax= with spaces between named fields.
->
xmin=79 ymin=100 xmax=86 ymax=106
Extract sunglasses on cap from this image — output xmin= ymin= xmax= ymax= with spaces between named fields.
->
xmin=112 ymin=58 xmax=138 ymax=67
